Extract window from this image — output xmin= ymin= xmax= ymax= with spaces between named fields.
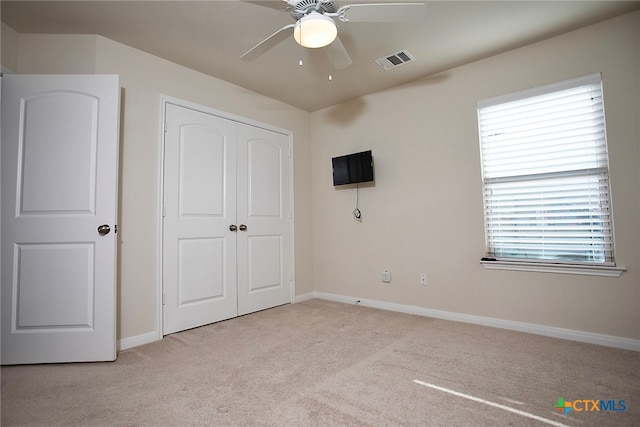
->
xmin=477 ymin=74 xmax=616 ymax=267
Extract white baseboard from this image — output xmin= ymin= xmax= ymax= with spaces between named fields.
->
xmin=294 ymin=292 xmax=317 ymax=303
xmin=295 ymin=291 xmax=639 ymax=352
xmin=118 ymin=331 xmax=161 ymax=351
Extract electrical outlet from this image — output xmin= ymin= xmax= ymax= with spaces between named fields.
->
xmin=382 ymin=270 xmax=392 ymax=283
xmin=420 ymin=273 xmax=427 ymax=286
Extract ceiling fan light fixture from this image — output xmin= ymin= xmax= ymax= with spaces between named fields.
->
xmin=293 ymin=12 xmax=337 ymax=48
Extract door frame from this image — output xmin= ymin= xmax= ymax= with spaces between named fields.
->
xmin=156 ymin=95 xmax=295 ymax=338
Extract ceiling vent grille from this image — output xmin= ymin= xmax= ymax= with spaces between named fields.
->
xmin=374 ymin=50 xmax=415 ymax=70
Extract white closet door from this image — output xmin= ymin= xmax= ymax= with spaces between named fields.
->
xmin=236 ymin=124 xmax=291 ymax=316
xmin=162 ymin=102 xmax=292 ymax=335
xmin=163 ymin=104 xmax=238 ymax=335
xmin=1 ymin=74 xmax=120 ymax=364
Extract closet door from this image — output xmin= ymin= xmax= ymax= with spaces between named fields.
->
xmin=162 ymin=102 xmax=292 ymax=335
xmin=163 ymin=104 xmax=238 ymax=335
xmin=236 ymin=124 xmax=291 ymax=315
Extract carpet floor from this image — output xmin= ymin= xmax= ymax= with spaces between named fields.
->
xmin=1 ymin=298 xmax=638 ymax=426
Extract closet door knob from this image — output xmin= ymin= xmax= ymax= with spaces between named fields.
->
xmin=239 ymin=224 xmax=247 ymax=232
xmin=229 ymin=224 xmax=238 ymax=232
xmin=97 ymin=224 xmax=111 ymax=236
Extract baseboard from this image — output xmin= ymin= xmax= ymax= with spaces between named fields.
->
xmin=118 ymin=331 xmax=161 ymax=351
xmin=294 ymin=292 xmax=317 ymax=303
xmin=296 ymin=291 xmax=639 ymax=352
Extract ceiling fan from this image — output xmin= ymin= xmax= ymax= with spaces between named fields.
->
xmin=240 ymin=0 xmax=427 ymax=70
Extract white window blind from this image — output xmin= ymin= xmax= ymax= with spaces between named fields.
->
xmin=477 ymin=74 xmax=615 ymax=265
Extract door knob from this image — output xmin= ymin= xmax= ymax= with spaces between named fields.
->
xmin=239 ymin=224 xmax=247 ymax=232
xmin=97 ymin=224 xmax=111 ymax=236
xmin=229 ymin=224 xmax=238 ymax=232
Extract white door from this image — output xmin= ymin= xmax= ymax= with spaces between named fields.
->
xmin=1 ymin=74 xmax=120 ymax=365
xmin=162 ymin=104 xmax=238 ymax=335
xmin=237 ymin=124 xmax=291 ymax=315
xmin=162 ymin=103 xmax=292 ymax=334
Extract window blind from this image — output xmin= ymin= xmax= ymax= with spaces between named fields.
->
xmin=477 ymin=74 xmax=615 ymax=264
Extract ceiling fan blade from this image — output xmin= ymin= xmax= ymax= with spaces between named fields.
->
xmin=336 ymin=3 xmax=426 ymax=23
xmin=323 ymin=36 xmax=352 ymax=70
xmin=241 ymin=24 xmax=295 ymax=61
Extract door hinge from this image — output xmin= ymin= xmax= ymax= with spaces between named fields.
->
xmin=162 ymin=293 xmax=166 ymax=305
xmin=164 ymin=121 xmax=167 ymax=133
xmin=162 ymin=206 xmax=166 ymax=217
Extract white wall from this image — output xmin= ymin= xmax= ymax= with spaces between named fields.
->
xmin=310 ymin=11 xmax=640 ymax=340
xmin=5 ymin=30 xmax=313 ymax=342
xmin=1 ymin=22 xmax=18 ymax=72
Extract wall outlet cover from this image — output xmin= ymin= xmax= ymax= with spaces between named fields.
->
xmin=382 ymin=270 xmax=392 ymax=283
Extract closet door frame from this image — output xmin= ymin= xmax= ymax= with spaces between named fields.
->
xmin=156 ymin=95 xmax=294 ymax=338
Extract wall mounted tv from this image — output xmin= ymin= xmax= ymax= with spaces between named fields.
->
xmin=332 ymin=150 xmax=374 ymax=186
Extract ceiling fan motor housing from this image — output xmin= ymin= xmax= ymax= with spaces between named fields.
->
xmin=289 ymin=0 xmax=338 ymax=19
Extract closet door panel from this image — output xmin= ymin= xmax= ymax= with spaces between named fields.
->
xmin=237 ymin=125 xmax=291 ymax=316
xmin=163 ymin=104 xmax=237 ymax=335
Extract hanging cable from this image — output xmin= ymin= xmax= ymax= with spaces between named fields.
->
xmin=352 ymin=184 xmax=362 ymax=221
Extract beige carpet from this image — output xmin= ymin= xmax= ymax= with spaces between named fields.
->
xmin=1 ymin=299 xmax=638 ymax=426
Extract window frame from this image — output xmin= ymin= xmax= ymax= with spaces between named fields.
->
xmin=476 ymin=74 xmax=625 ymax=276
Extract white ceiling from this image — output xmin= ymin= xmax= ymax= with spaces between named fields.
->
xmin=2 ymin=0 xmax=638 ymax=111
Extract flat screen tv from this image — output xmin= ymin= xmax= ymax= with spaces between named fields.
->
xmin=332 ymin=150 xmax=374 ymax=186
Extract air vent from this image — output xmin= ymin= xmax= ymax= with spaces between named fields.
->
xmin=374 ymin=50 xmax=415 ymax=70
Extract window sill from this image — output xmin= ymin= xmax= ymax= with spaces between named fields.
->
xmin=480 ymin=260 xmax=626 ymax=277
